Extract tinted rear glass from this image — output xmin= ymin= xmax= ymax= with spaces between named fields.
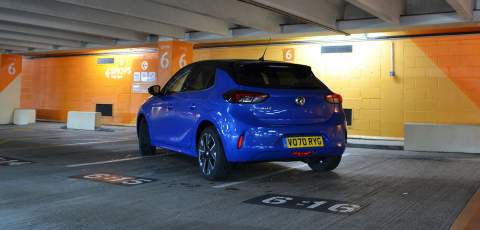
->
xmin=182 ymin=64 xmax=215 ymax=91
xmin=233 ymin=63 xmax=329 ymax=90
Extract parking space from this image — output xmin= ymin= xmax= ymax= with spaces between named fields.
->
xmin=3 ymin=1 xmax=480 ymax=229
xmin=1 ymin=122 xmax=479 ymax=230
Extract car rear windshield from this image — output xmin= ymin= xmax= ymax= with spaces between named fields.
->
xmin=232 ymin=62 xmax=329 ymax=90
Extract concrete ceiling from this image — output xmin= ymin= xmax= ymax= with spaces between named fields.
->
xmin=0 ymin=0 xmax=479 ymax=54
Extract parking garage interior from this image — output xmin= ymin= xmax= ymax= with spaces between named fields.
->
xmin=1 ymin=0 xmax=480 ymax=229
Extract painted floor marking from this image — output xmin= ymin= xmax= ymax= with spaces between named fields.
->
xmin=244 ymin=194 xmax=362 ymax=214
xmin=71 ymin=173 xmax=156 ymax=186
xmin=450 ymin=186 xmax=480 ymax=230
xmin=0 ymin=156 xmax=33 ymax=166
xmin=66 ymin=153 xmax=172 ymax=168
xmin=213 ymin=153 xmax=353 ymax=189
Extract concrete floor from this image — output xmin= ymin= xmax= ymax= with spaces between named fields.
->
xmin=1 ymin=122 xmax=480 ymax=230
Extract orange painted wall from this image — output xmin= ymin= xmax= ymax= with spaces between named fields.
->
xmin=412 ymin=36 xmax=480 ymax=109
xmin=20 ymin=41 xmax=193 ymax=125
xmin=21 ymin=53 xmax=158 ymax=124
xmin=19 ymin=37 xmax=480 ymax=136
xmin=194 ymin=36 xmax=480 ymax=137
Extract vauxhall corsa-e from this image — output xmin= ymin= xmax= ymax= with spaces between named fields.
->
xmin=137 ymin=60 xmax=347 ymax=180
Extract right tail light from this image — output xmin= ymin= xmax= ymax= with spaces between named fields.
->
xmin=325 ymin=93 xmax=343 ymax=104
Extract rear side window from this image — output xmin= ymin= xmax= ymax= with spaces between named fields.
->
xmin=233 ymin=63 xmax=329 ymax=90
xmin=183 ymin=64 xmax=216 ymax=91
xmin=164 ymin=66 xmax=192 ymax=94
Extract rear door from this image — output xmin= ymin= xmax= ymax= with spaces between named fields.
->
xmin=149 ymin=65 xmax=192 ymax=147
xmin=174 ymin=63 xmax=216 ymax=151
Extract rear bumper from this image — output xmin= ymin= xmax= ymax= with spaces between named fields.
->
xmin=232 ymin=146 xmax=345 ymax=162
xmin=223 ymin=121 xmax=347 ymax=162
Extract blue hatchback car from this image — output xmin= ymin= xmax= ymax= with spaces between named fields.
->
xmin=137 ymin=60 xmax=347 ymax=180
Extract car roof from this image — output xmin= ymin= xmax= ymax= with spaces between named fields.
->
xmin=192 ymin=59 xmax=310 ymax=68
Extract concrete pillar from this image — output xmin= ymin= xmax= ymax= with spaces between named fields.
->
xmin=0 ymin=54 xmax=22 ymax=124
xmin=157 ymin=41 xmax=193 ymax=87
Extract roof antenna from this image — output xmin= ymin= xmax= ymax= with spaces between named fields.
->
xmin=259 ymin=37 xmax=271 ymax=61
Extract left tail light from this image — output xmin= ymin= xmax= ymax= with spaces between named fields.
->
xmin=223 ymin=90 xmax=269 ymax=104
xmin=325 ymin=93 xmax=343 ymax=104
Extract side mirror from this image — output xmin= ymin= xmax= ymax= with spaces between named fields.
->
xmin=148 ymin=85 xmax=162 ymax=96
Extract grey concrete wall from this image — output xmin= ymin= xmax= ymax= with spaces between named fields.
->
xmin=405 ymin=123 xmax=480 ymax=154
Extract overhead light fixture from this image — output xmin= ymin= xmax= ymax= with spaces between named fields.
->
xmin=94 ymin=47 xmax=158 ymax=55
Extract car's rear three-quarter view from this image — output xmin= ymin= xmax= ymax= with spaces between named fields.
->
xmin=137 ymin=60 xmax=347 ymax=180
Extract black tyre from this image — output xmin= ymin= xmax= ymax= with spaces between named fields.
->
xmin=197 ymin=126 xmax=229 ymax=180
xmin=307 ymin=156 xmax=342 ymax=172
xmin=138 ymin=118 xmax=156 ymax=156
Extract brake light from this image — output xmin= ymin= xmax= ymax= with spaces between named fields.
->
xmin=237 ymin=134 xmax=244 ymax=150
xmin=223 ymin=90 xmax=269 ymax=104
xmin=292 ymin=151 xmax=314 ymax=157
xmin=325 ymin=93 xmax=343 ymax=104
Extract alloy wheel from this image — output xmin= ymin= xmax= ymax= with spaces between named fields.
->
xmin=198 ymin=132 xmax=217 ymax=176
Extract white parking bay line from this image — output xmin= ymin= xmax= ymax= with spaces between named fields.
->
xmin=213 ymin=162 xmax=307 ymax=189
xmin=53 ymin=139 xmax=135 ymax=147
xmin=67 ymin=156 xmax=143 ymax=167
xmin=2 ymin=139 xmax=134 ymax=151
xmin=66 ymin=153 xmax=172 ymax=168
